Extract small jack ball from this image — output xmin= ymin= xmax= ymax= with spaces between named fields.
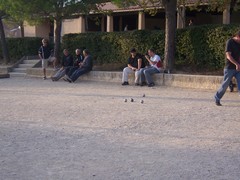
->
xmin=131 ymin=98 xmax=134 ymax=102
xmin=141 ymin=100 xmax=144 ymax=104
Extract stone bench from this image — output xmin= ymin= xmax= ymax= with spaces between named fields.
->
xmin=25 ymin=67 xmax=227 ymax=90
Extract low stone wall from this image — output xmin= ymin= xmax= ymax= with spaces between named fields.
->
xmin=25 ymin=67 xmax=225 ymax=90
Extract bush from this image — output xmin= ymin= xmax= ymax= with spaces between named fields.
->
xmin=63 ymin=24 xmax=240 ymax=72
xmin=0 ymin=37 xmax=42 ymax=64
xmin=176 ymin=24 xmax=240 ymax=71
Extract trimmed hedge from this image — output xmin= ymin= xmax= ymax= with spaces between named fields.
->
xmin=0 ymin=37 xmax=42 ymax=63
xmin=63 ymin=24 xmax=240 ymax=71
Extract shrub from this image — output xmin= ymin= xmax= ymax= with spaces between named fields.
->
xmin=63 ymin=24 xmax=240 ymax=72
xmin=0 ymin=37 xmax=42 ymax=64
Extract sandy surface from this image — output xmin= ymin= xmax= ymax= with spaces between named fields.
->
xmin=0 ymin=77 xmax=240 ymax=180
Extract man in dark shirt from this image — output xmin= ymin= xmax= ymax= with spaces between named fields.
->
xmin=122 ymin=48 xmax=145 ymax=86
xmin=38 ymin=39 xmax=52 ymax=80
xmin=65 ymin=49 xmax=84 ymax=77
xmin=65 ymin=49 xmax=93 ymax=83
xmin=214 ymin=30 xmax=240 ymax=106
xmin=51 ymin=49 xmax=73 ymax=81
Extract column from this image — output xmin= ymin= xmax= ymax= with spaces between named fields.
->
xmin=138 ymin=11 xmax=145 ymax=30
xmin=107 ymin=15 xmax=113 ymax=32
xmin=223 ymin=4 xmax=230 ymax=24
xmin=119 ymin=16 xmax=123 ymax=31
xmin=101 ymin=16 xmax=105 ymax=32
xmin=79 ymin=15 xmax=85 ymax=33
xmin=177 ymin=6 xmax=186 ymax=29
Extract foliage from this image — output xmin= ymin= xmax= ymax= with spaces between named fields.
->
xmin=0 ymin=37 xmax=42 ymax=63
xmin=62 ymin=30 xmax=165 ymax=67
xmin=62 ymin=24 xmax=240 ymax=71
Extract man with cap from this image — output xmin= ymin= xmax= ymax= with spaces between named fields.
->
xmin=122 ymin=48 xmax=145 ymax=86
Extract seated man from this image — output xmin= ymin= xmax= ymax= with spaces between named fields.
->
xmin=142 ymin=48 xmax=163 ymax=87
xmin=65 ymin=49 xmax=84 ymax=77
xmin=51 ymin=49 xmax=73 ymax=81
xmin=64 ymin=49 xmax=93 ymax=83
xmin=122 ymin=48 xmax=145 ymax=86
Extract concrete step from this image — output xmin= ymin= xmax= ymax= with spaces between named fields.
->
xmin=9 ymin=72 xmax=26 ymax=77
xmin=23 ymin=60 xmax=39 ymax=64
xmin=12 ymin=68 xmax=27 ymax=73
xmin=18 ymin=64 xmax=34 ymax=68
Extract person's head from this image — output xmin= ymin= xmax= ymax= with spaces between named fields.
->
xmin=83 ymin=49 xmax=90 ymax=57
xmin=147 ymin=48 xmax=155 ymax=57
xmin=75 ymin=49 xmax=82 ymax=55
xmin=130 ymin=48 xmax=137 ymax=57
xmin=63 ymin=49 xmax=69 ymax=56
xmin=234 ymin=30 xmax=240 ymax=43
xmin=42 ymin=39 xmax=48 ymax=46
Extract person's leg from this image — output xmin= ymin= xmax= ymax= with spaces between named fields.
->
xmin=215 ymin=69 xmax=235 ymax=104
xmin=54 ymin=69 xmax=66 ymax=81
xmin=122 ymin=67 xmax=133 ymax=84
xmin=135 ymin=68 xmax=144 ymax=85
xmin=143 ymin=67 xmax=159 ymax=86
xmin=69 ymin=68 xmax=89 ymax=82
xmin=234 ymin=71 xmax=240 ymax=94
xmin=67 ymin=67 xmax=78 ymax=77
xmin=42 ymin=59 xmax=48 ymax=79
xmin=229 ymin=80 xmax=234 ymax=92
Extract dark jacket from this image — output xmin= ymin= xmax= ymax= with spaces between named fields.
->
xmin=81 ymin=55 xmax=93 ymax=71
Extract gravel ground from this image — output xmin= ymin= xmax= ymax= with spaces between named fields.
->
xmin=0 ymin=77 xmax=240 ymax=180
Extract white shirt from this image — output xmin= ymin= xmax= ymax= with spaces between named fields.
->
xmin=150 ymin=54 xmax=161 ymax=71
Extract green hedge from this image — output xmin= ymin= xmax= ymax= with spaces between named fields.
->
xmin=0 ymin=37 xmax=42 ymax=63
xmin=63 ymin=24 xmax=240 ymax=71
xmin=176 ymin=24 xmax=240 ymax=71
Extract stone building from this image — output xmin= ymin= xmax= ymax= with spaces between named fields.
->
xmin=23 ymin=1 xmax=240 ymax=40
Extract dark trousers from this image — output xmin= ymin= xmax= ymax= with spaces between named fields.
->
xmin=66 ymin=66 xmax=78 ymax=77
xmin=70 ymin=68 xmax=90 ymax=82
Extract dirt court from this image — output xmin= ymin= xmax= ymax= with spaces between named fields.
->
xmin=0 ymin=77 xmax=240 ymax=180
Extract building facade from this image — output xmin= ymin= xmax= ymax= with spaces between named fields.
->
xmin=22 ymin=2 xmax=240 ymax=39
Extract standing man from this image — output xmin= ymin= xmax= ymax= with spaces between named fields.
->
xmin=214 ymin=31 xmax=240 ymax=106
xmin=38 ymin=39 xmax=52 ymax=80
xmin=122 ymin=48 xmax=145 ymax=86
xmin=143 ymin=49 xmax=163 ymax=87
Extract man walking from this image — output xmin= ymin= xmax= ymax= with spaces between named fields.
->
xmin=214 ymin=31 xmax=240 ymax=106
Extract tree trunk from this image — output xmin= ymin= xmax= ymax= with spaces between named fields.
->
xmin=20 ymin=21 xmax=24 ymax=38
xmin=54 ymin=19 xmax=62 ymax=65
xmin=164 ymin=0 xmax=177 ymax=73
xmin=0 ymin=17 xmax=10 ymax=64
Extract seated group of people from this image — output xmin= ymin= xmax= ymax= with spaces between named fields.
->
xmin=122 ymin=48 xmax=163 ymax=87
xmin=38 ymin=38 xmax=162 ymax=85
xmin=51 ymin=48 xmax=93 ymax=83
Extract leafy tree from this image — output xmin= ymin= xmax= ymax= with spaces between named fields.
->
xmin=1 ymin=0 xmax=108 ymax=64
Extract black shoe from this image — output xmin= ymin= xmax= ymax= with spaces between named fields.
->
xmin=148 ymin=83 xmax=155 ymax=87
xmin=51 ymin=77 xmax=57 ymax=81
xmin=135 ymin=83 xmax=140 ymax=86
xmin=122 ymin=82 xmax=129 ymax=86
xmin=215 ymin=101 xmax=222 ymax=106
xmin=140 ymin=82 xmax=147 ymax=86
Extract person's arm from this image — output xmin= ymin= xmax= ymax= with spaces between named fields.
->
xmin=81 ymin=56 xmax=92 ymax=70
xmin=38 ymin=47 xmax=43 ymax=59
xmin=145 ymin=55 xmax=157 ymax=65
xmin=127 ymin=63 xmax=137 ymax=71
xmin=226 ymin=52 xmax=240 ymax=71
xmin=137 ymin=58 xmax=142 ymax=70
